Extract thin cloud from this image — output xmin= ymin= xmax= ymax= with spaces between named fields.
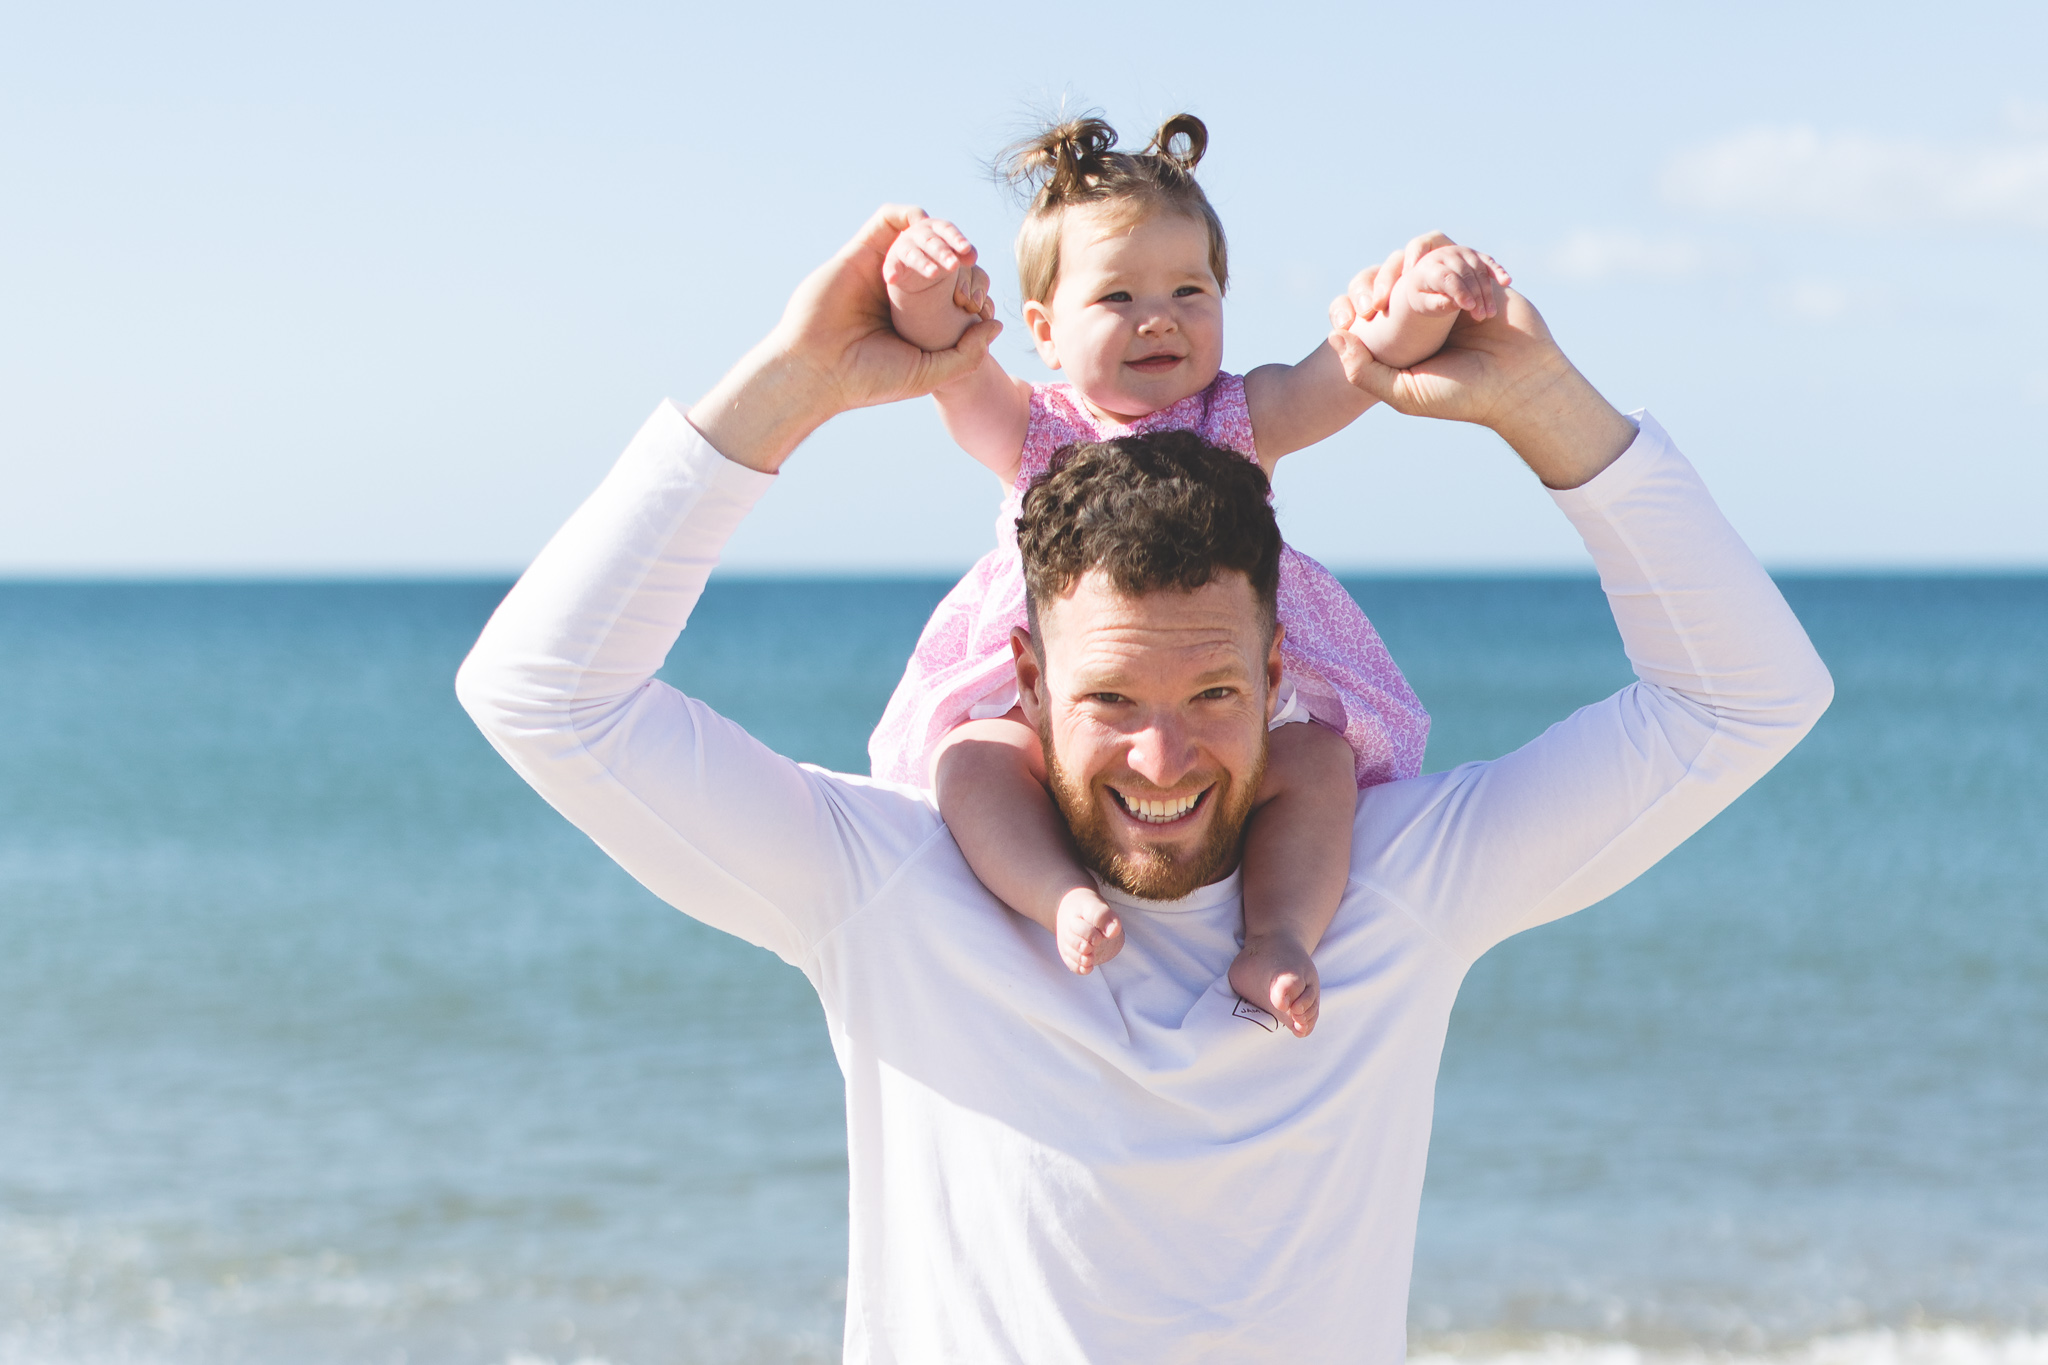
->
xmin=1550 ymin=230 xmax=1707 ymax=281
xmin=1786 ymin=279 xmax=1872 ymax=323
xmin=2004 ymin=97 xmax=2048 ymax=137
xmin=1662 ymin=125 xmax=2048 ymax=229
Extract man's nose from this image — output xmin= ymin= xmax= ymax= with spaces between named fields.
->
xmin=1124 ymin=711 xmax=1196 ymax=788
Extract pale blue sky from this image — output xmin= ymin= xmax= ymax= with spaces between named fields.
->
xmin=4 ymin=0 xmax=2044 ymax=573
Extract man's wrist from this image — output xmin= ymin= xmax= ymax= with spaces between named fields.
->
xmin=1488 ymin=357 xmax=1639 ymax=491
xmin=685 ymin=336 xmax=840 ymax=474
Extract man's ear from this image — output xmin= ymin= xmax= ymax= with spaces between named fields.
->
xmin=1011 ymin=627 xmax=1047 ymax=727
xmin=1265 ymin=621 xmax=1287 ymax=721
xmin=1022 ymin=300 xmax=1062 ymax=370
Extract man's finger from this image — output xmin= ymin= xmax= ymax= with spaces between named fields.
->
xmin=1404 ymin=230 xmax=1454 ymax=274
xmin=854 ymin=204 xmax=930 ymax=267
xmin=1371 ymin=245 xmax=1404 ymax=317
xmin=1343 ymin=265 xmax=1374 ymax=313
xmin=962 ymin=264 xmax=992 ymax=309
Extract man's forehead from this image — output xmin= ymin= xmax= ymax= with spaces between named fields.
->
xmin=1038 ymin=569 xmax=1264 ymax=659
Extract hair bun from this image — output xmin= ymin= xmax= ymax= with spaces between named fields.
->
xmin=999 ymin=109 xmax=1229 ymax=304
xmin=999 ymin=115 xmax=1119 ymax=202
xmin=1146 ymin=114 xmax=1207 ymax=173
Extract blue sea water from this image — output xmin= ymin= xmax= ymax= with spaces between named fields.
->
xmin=1 ymin=575 xmax=2043 ymax=1365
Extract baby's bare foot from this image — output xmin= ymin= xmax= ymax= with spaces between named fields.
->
xmin=1229 ymin=932 xmax=1321 ymax=1037
xmin=1056 ymin=887 xmax=1122 ymax=975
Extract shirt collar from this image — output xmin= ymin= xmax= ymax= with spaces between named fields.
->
xmin=1097 ymin=867 xmax=1243 ymax=914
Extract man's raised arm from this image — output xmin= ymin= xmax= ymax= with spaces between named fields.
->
xmin=1328 ymin=287 xmax=1834 ymax=962
xmin=454 ymin=209 xmax=1000 ymax=966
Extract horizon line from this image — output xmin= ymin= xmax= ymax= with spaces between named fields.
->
xmin=3 ymin=563 xmax=2046 ymax=586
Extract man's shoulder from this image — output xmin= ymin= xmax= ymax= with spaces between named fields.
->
xmin=1348 ymin=766 xmax=1468 ymax=864
xmin=792 ymin=759 xmax=948 ymax=841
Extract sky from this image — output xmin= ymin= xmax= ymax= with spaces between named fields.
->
xmin=3 ymin=0 xmax=2045 ymax=575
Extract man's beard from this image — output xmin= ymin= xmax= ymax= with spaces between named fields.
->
xmin=1042 ymin=729 xmax=1266 ymax=902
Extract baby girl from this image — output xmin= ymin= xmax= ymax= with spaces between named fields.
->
xmin=872 ymin=114 xmax=1508 ymax=1036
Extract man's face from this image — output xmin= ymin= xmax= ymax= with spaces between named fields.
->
xmin=1014 ymin=568 xmax=1281 ymax=901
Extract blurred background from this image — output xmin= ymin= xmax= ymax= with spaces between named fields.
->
xmin=3 ymin=2 xmax=2044 ymax=1362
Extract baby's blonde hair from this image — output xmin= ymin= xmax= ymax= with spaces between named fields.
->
xmin=998 ymin=113 xmax=1229 ymax=307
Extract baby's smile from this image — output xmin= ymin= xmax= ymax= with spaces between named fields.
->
xmin=1124 ymin=351 xmax=1187 ymax=376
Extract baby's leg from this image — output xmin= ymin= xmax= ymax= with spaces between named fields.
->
xmin=933 ymin=711 xmax=1123 ymax=974
xmin=1229 ymin=721 xmax=1358 ymax=1037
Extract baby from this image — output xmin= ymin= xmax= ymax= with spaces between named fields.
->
xmin=872 ymin=114 xmax=1508 ymax=1036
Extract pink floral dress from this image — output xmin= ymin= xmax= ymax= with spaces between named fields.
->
xmin=867 ymin=373 xmax=1429 ymax=790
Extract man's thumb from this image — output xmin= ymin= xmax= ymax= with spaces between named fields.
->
xmin=1328 ymin=330 xmax=1395 ymax=402
xmin=918 ymin=318 xmax=1003 ymax=391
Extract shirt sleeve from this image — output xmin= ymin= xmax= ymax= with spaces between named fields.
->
xmin=454 ymin=401 xmax=944 ymax=968
xmin=1352 ymin=413 xmax=1835 ymax=964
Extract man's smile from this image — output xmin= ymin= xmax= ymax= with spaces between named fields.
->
xmin=1108 ymin=784 xmax=1211 ymax=826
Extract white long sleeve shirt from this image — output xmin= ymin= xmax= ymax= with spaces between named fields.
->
xmin=456 ymin=402 xmax=1832 ymax=1365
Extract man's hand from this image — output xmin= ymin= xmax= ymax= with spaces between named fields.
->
xmin=1328 ymin=281 xmax=1638 ymax=490
xmin=687 ymin=205 xmax=1005 ymax=473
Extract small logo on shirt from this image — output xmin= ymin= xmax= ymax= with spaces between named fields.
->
xmin=1232 ymin=996 xmax=1278 ymax=1032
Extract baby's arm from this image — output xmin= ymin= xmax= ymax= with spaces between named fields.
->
xmin=884 ymin=213 xmax=1033 ymax=483
xmin=1227 ymin=720 xmax=1357 ymax=1037
xmin=932 ymin=712 xmax=1125 ymax=975
xmin=1242 ymin=240 xmax=1510 ymax=467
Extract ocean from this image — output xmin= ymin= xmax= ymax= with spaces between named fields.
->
xmin=2 ymin=575 xmax=2043 ymax=1365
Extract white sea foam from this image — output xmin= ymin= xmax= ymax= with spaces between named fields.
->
xmin=1415 ymin=1329 xmax=2048 ymax=1365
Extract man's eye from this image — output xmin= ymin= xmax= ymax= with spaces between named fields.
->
xmin=1098 ymin=291 xmax=1132 ymax=304
xmin=1197 ymin=687 xmax=1235 ymax=701
xmin=1087 ymin=692 xmax=1128 ymax=705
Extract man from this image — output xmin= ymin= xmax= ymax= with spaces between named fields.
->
xmin=457 ymin=207 xmax=1832 ymax=1362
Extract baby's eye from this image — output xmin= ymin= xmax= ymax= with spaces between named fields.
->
xmin=1097 ymin=291 xmax=1132 ymax=304
xmin=1173 ymin=285 xmax=1205 ymax=297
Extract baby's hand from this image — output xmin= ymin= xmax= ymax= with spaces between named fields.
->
xmin=884 ymin=213 xmax=993 ymax=351
xmin=1228 ymin=931 xmax=1320 ymax=1038
xmin=1387 ymin=243 xmax=1511 ymax=321
xmin=1055 ymin=886 xmax=1123 ymax=975
xmin=1351 ymin=236 xmax=1511 ymax=326
xmin=1335 ymin=241 xmax=1512 ymax=372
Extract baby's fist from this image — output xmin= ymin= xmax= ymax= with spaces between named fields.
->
xmin=1398 ymin=244 xmax=1511 ymax=321
xmin=883 ymin=215 xmax=979 ymax=299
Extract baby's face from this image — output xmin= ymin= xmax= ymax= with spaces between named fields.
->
xmin=1025 ymin=204 xmax=1224 ymax=425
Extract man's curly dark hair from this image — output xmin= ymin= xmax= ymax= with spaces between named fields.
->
xmin=1015 ymin=430 xmax=1282 ymax=643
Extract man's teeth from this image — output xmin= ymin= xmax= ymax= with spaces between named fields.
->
xmin=1120 ymin=791 xmax=1199 ymax=823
